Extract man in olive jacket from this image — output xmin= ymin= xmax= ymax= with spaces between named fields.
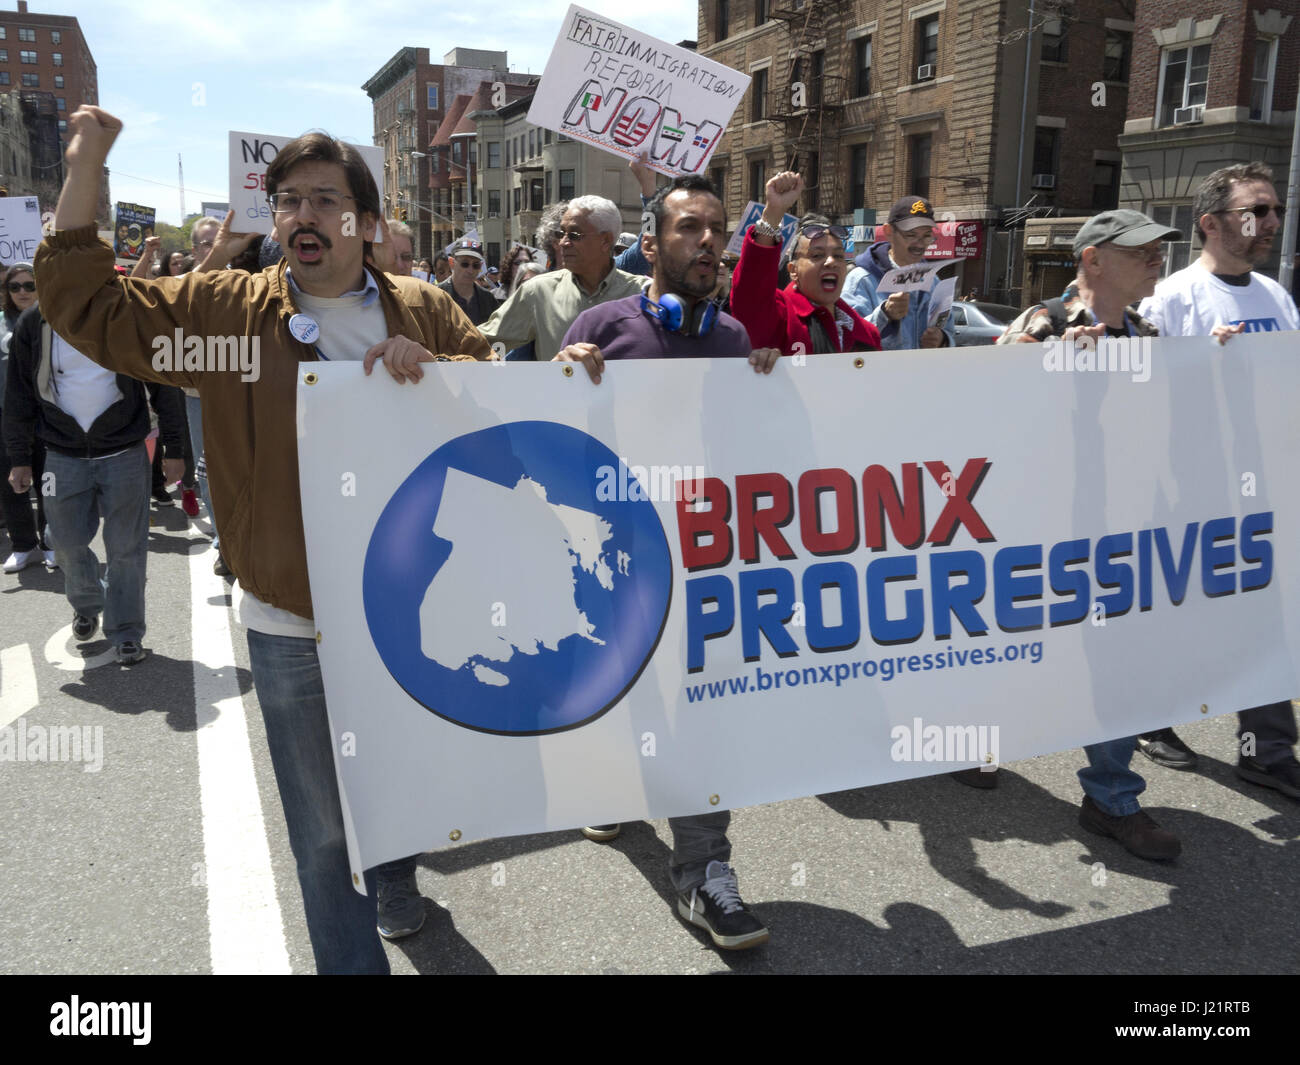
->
xmin=37 ymin=106 xmax=490 ymax=974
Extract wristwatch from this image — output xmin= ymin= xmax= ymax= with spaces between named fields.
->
xmin=751 ymin=218 xmax=782 ymax=241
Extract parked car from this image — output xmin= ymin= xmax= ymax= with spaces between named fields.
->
xmin=948 ymin=301 xmax=1022 ymax=346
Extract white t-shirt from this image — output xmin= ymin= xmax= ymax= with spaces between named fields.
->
xmin=51 ymin=333 xmax=122 ymax=432
xmin=1139 ymin=260 xmax=1300 ymax=337
xmin=237 ymin=272 xmax=389 ymax=638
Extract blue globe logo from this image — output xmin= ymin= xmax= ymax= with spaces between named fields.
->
xmin=363 ymin=421 xmax=673 ymax=735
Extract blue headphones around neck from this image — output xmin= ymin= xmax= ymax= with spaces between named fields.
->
xmin=639 ymin=291 xmax=719 ymax=337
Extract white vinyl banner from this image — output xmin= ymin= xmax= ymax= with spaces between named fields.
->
xmin=297 ymin=335 xmax=1300 ymax=885
xmin=228 ymin=131 xmax=385 ymax=236
xmin=527 ymin=5 xmax=749 ymax=176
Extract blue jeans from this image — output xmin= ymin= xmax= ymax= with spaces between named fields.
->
xmin=668 ymin=812 xmax=732 ymax=893
xmin=1078 ymin=736 xmax=1145 ymax=817
xmin=42 ymin=443 xmax=149 ymax=645
xmin=185 ymin=393 xmax=217 ymax=550
xmin=245 ymin=629 xmax=390 ymax=974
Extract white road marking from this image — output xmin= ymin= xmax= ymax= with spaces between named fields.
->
xmin=190 ymin=542 xmax=291 ymax=974
xmin=0 ymin=643 xmax=38 ymax=729
xmin=43 ymin=626 xmax=116 ymax=671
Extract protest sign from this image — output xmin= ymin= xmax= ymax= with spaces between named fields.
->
xmin=0 ymin=195 xmax=44 ymax=263
xmin=928 ymin=276 xmax=957 ymax=326
xmin=527 ymin=5 xmax=749 ymax=177
xmin=874 ymin=258 xmax=952 ymax=295
xmin=113 ymin=202 xmax=155 ymax=260
xmin=297 ymin=335 xmax=1300 ymax=882
xmin=725 ymin=201 xmax=798 ymax=259
xmin=228 ymin=131 xmax=385 ymax=237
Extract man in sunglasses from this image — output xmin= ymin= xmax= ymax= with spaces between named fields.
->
xmin=1136 ymin=162 xmax=1300 ymax=794
xmin=731 ymin=171 xmax=880 ymax=356
xmin=36 ymin=106 xmax=490 ymax=974
xmin=843 ymin=195 xmax=954 ymax=350
xmin=438 ymin=238 xmax=498 ymax=327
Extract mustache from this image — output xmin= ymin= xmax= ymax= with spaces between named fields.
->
xmin=289 ymin=228 xmax=333 ymax=250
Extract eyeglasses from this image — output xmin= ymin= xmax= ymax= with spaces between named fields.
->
xmin=1109 ymin=244 xmax=1166 ymax=264
xmin=193 ymin=239 xmax=214 ymax=249
xmin=266 ymin=192 xmax=355 ymax=214
xmin=800 ymin=224 xmax=850 ymax=242
xmin=7 ymin=280 xmax=35 ymax=292
xmin=1215 ymin=204 xmax=1285 ymax=223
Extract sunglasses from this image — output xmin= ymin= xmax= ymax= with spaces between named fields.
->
xmin=1216 ymin=204 xmax=1285 ymax=223
xmin=7 ymin=281 xmax=35 ymax=293
xmin=800 ymin=224 xmax=850 ymax=242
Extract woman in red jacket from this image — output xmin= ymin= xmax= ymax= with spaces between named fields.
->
xmin=731 ymin=170 xmax=881 ymax=356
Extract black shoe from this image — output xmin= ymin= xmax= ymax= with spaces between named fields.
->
xmin=676 ymin=860 xmax=769 ymax=950
xmin=1136 ymin=727 xmax=1198 ymax=769
xmin=115 ymin=641 xmax=146 ymax=665
xmin=151 ymin=486 xmax=175 ymax=506
xmin=1236 ymin=757 xmax=1300 ymax=800
xmin=376 ymin=873 xmax=426 ymax=940
xmin=213 ymin=552 xmax=232 ymax=578
xmin=72 ymin=612 xmax=99 ymax=641
xmin=581 ymin=824 xmax=622 ymax=841
xmin=1078 ymin=796 xmax=1181 ymax=860
xmin=950 ymin=766 xmax=999 ymax=789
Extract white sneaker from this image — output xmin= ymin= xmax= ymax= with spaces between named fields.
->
xmin=3 ymin=549 xmax=38 ymax=573
xmin=43 ymin=550 xmax=58 ymax=570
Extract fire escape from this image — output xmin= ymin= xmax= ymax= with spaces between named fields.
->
xmin=764 ymin=2 xmax=846 ymax=211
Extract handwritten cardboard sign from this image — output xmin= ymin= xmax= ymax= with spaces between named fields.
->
xmin=0 ymin=195 xmax=44 ymax=264
xmin=873 ymin=258 xmax=952 ymax=295
xmin=228 ymin=131 xmax=385 ymax=237
xmin=527 ymin=5 xmax=749 ymax=177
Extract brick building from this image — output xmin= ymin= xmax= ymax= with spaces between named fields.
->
xmin=697 ymin=1 xmax=1137 ymax=304
xmin=1118 ymin=2 xmax=1298 ymax=281
xmin=363 ymin=47 xmax=533 ymax=262
xmin=0 ymin=0 xmax=100 ymax=215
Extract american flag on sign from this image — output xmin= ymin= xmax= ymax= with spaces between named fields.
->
xmin=613 ymin=111 xmax=655 ymax=146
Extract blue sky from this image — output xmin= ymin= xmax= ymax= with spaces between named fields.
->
xmin=71 ymin=0 xmax=701 ymax=224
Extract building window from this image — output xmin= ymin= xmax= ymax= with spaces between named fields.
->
xmin=803 ymin=152 xmax=819 ymax=210
xmin=18 ymin=28 xmax=35 ymax=43
xmin=0 ymin=49 xmax=6 ymax=61
xmin=528 ymin=130 xmax=535 ymax=158
xmin=545 ymin=170 xmax=552 ymax=201
xmin=909 ymin=134 xmax=932 ymax=200
xmin=56 ymin=97 xmax=66 ymax=111
xmin=1032 ymin=126 xmax=1060 ymax=179
xmin=469 ymin=141 xmax=477 ymax=166
xmin=1091 ymin=161 xmax=1119 ymax=210
xmin=749 ymin=159 xmax=766 ymax=203
xmin=1157 ymin=43 xmax=1210 ymax=126
xmin=751 ymin=67 xmax=768 ymax=121
xmin=1103 ymin=30 xmax=1131 ymax=82
xmin=21 ymin=73 xmax=38 ymax=87
xmin=1041 ymin=17 xmax=1067 ymax=62
xmin=716 ymin=0 xmax=729 ymax=41
xmin=755 ymin=0 xmax=770 ymax=26
xmin=0 ymin=28 xmax=6 ymax=39
xmin=544 ymin=129 xmax=552 ymax=144
xmin=427 ymin=84 xmax=439 ymax=110
xmin=710 ymin=166 xmax=725 ymax=197
xmin=0 ymin=73 xmax=9 ymax=86
xmin=488 ymin=141 xmax=500 ymax=168
xmin=916 ymin=15 xmax=939 ymax=74
xmin=1250 ymin=38 xmax=1277 ymax=121
xmin=53 ymin=75 xmax=63 ymax=88
xmin=58 ymin=118 xmax=67 ymax=133
xmin=849 ymin=145 xmax=867 ymax=211
xmin=530 ymin=178 xmax=544 ymax=211
xmin=1146 ymin=203 xmax=1194 ymax=276
xmin=513 ymin=188 xmax=521 ymax=213
xmin=52 ymin=52 xmax=61 ymax=66
xmin=453 ymin=141 xmax=462 ymax=163
xmin=20 ymin=50 xmax=36 ymax=64
xmin=488 ymin=242 xmax=501 ymax=266
xmin=51 ymin=30 xmax=60 ymax=44
xmin=811 ymin=49 xmax=824 ymax=106
xmin=853 ymin=36 xmax=871 ymax=97
xmin=559 ymin=169 xmax=575 ymax=200
xmin=488 ymin=189 xmax=501 ymax=215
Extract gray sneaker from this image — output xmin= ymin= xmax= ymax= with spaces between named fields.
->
xmin=376 ymin=873 xmax=426 ymax=940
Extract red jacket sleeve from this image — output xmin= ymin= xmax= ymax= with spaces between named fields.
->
xmin=730 ymin=230 xmax=788 ymax=352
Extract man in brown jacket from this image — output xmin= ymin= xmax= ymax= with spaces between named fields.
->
xmin=37 ymin=106 xmax=490 ymax=974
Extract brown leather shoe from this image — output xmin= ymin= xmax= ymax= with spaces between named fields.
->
xmin=1079 ymin=796 xmax=1180 ymax=860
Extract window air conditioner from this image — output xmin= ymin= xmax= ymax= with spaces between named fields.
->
xmin=1172 ymin=105 xmax=1203 ymax=125
xmin=916 ymin=64 xmax=935 ymax=81
xmin=1032 ymin=174 xmax=1057 ymax=189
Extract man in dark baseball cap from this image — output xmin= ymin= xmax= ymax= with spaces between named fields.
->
xmin=438 ymin=238 xmax=497 ymax=327
xmin=1072 ymin=209 xmax=1183 ymax=258
xmin=842 ymin=194 xmax=955 ymax=350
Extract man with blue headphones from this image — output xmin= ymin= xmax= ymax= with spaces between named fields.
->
xmin=556 ymin=176 xmax=778 ymax=951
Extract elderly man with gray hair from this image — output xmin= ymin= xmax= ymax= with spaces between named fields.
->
xmin=479 ymin=195 xmax=645 ymax=360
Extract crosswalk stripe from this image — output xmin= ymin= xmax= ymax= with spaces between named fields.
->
xmin=0 ymin=642 xmax=38 ymax=729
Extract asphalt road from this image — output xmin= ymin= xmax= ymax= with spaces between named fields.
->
xmin=1 ymin=496 xmax=1297 ymax=976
